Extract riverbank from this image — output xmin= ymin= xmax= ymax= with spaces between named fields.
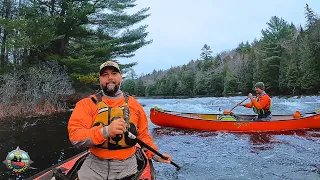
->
xmin=0 ymin=93 xmax=90 ymax=120
xmin=0 ymin=103 xmax=66 ymax=120
xmin=1 ymin=91 xmax=319 ymax=120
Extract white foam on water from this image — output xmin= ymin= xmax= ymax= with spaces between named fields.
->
xmin=138 ymin=95 xmax=320 ymax=115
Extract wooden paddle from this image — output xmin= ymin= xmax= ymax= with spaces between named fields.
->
xmin=127 ymin=131 xmax=181 ymax=171
xmin=223 ymin=97 xmax=249 ymax=115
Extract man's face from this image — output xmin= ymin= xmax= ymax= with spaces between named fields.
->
xmin=255 ymin=87 xmax=263 ymax=94
xmin=99 ymin=67 xmax=122 ymax=96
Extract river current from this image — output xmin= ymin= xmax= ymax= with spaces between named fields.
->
xmin=0 ymin=95 xmax=319 ymax=180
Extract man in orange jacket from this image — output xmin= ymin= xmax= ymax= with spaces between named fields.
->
xmin=240 ymin=82 xmax=272 ymax=121
xmin=68 ymin=61 xmax=172 ymax=180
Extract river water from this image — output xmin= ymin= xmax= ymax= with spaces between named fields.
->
xmin=0 ymin=95 xmax=319 ymax=180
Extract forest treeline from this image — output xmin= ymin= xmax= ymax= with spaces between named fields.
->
xmin=0 ymin=2 xmax=319 ymax=118
xmin=122 ymin=4 xmax=320 ymax=97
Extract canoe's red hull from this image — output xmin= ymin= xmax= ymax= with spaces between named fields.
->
xmin=150 ymin=108 xmax=320 ymax=132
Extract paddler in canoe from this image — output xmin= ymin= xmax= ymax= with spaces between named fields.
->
xmin=224 ymin=81 xmax=272 ymax=121
xmin=67 ymin=61 xmax=174 ymax=180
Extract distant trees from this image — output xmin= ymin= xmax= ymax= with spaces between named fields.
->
xmin=122 ymin=4 xmax=320 ymax=97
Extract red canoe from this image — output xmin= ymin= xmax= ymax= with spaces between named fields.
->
xmin=11 ymin=161 xmax=25 ymax=167
xmin=28 ymin=147 xmax=155 ymax=180
xmin=150 ymin=108 xmax=320 ymax=132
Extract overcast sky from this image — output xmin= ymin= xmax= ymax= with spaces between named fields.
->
xmin=118 ymin=0 xmax=320 ymax=76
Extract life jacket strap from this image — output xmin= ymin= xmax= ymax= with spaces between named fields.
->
xmin=90 ymin=91 xmax=103 ymax=105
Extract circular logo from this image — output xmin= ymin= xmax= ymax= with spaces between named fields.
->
xmin=2 ymin=146 xmax=33 ymax=175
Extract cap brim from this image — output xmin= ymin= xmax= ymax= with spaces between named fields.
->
xmin=99 ymin=66 xmax=121 ymax=75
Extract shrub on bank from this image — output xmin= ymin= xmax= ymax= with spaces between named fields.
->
xmin=0 ymin=61 xmax=74 ymax=119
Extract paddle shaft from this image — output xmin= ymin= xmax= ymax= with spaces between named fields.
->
xmin=127 ymin=131 xmax=181 ymax=171
xmin=230 ymin=97 xmax=249 ymax=111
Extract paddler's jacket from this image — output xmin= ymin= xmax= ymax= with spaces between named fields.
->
xmin=68 ymin=91 xmax=158 ymax=160
xmin=244 ymin=91 xmax=272 ymax=118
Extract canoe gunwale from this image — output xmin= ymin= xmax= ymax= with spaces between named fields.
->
xmin=26 ymin=151 xmax=89 ymax=179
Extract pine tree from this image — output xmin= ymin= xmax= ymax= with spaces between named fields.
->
xmin=300 ymin=21 xmax=320 ymax=94
xmin=305 ymin=3 xmax=318 ymax=29
xmin=223 ymin=68 xmax=237 ymax=95
xmin=134 ymin=79 xmax=145 ymax=96
xmin=298 ymin=4 xmax=320 ymax=94
xmin=122 ymin=79 xmax=136 ymax=95
xmin=0 ymin=0 xmax=18 ymax=71
xmin=200 ymin=44 xmax=213 ymax=61
xmin=286 ymin=58 xmax=300 ymax=95
xmin=1 ymin=0 xmax=151 ymax=91
xmin=258 ymin=16 xmax=295 ymax=92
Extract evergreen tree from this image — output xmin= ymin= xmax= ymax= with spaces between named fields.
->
xmin=1 ymin=0 xmax=152 ymax=92
xmin=258 ymin=16 xmax=295 ymax=92
xmin=194 ymin=71 xmax=209 ymax=95
xmin=180 ymin=69 xmax=195 ymax=96
xmin=212 ymin=55 xmax=221 ymax=67
xmin=300 ymin=20 xmax=320 ymax=94
xmin=305 ymin=3 xmax=318 ymax=29
xmin=223 ymin=68 xmax=238 ymax=95
xmin=122 ymin=79 xmax=135 ymax=95
xmin=125 ymin=67 xmax=138 ymax=79
xmin=200 ymin=44 xmax=213 ymax=60
xmin=134 ymin=79 xmax=145 ymax=96
xmin=145 ymin=83 xmax=156 ymax=96
xmin=166 ymin=74 xmax=178 ymax=96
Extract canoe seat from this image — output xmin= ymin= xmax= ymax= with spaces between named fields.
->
xmin=218 ymin=115 xmax=237 ymax=121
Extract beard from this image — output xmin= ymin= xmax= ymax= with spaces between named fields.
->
xmin=102 ymin=80 xmax=120 ymax=96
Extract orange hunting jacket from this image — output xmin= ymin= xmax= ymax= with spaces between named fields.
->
xmin=68 ymin=95 xmax=158 ymax=160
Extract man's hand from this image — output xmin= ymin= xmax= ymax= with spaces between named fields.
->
xmin=223 ymin=110 xmax=232 ymax=115
xmin=157 ymin=154 xmax=172 ymax=164
xmin=248 ymin=93 xmax=253 ymax=100
xmin=108 ymin=118 xmax=127 ymax=137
